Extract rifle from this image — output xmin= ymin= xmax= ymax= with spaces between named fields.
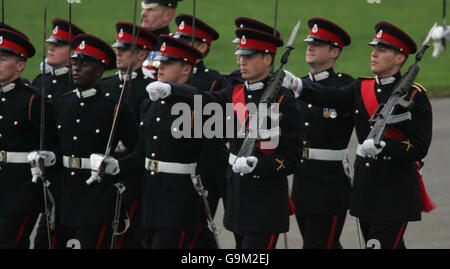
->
xmin=366 ymin=23 xmax=437 ymax=146
xmin=236 ymin=20 xmax=301 ymax=161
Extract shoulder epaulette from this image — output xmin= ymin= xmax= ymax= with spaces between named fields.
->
xmin=412 ymin=82 xmax=427 ymax=92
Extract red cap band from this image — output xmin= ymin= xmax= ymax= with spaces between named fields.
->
xmin=308 ymin=26 xmax=345 ymax=48
xmin=374 ymin=30 xmax=410 ymax=56
xmin=76 ymin=42 xmax=110 ymax=66
xmin=0 ymin=39 xmax=29 ymax=58
xmin=239 ymin=36 xmax=277 ymax=54
xmin=51 ymin=28 xmax=76 ymax=42
xmin=117 ymin=31 xmax=153 ymax=49
xmin=160 ymin=43 xmax=197 ymax=64
xmin=176 ymin=23 xmax=213 ymax=45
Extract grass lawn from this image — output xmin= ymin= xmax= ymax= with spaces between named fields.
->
xmin=4 ymin=0 xmax=450 ymax=96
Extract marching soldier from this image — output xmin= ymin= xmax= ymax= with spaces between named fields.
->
xmin=32 ymin=18 xmax=85 ymax=102
xmin=0 ymin=28 xmax=57 ymax=248
xmin=48 ymin=34 xmax=138 ymax=248
xmin=290 ymin=18 xmax=355 ymax=249
xmin=147 ymin=26 xmax=305 ymax=249
xmin=92 ymin=35 xmax=208 ymax=249
xmin=31 ymin=18 xmax=85 ymax=249
xmin=140 ymin=0 xmax=183 ymax=77
xmin=284 ymin=21 xmax=434 ymax=249
xmin=172 ymin=13 xmax=228 ymax=249
xmin=101 ymin=22 xmax=158 ymax=249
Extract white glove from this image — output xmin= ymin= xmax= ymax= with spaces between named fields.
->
xmin=232 ymin=156 xmax=258 ymax=174
xmin=146 ymin=81 xmax=172 ymax=101
xmin=360 ymin=139 xmax=386 ymax=157
xmin=27 ymin=151 xmax=56 ymax=183
xmin=86 ymin=154 xmax=120 ymax=185
xmin=282 ymin=70 xmax=303 ymax=97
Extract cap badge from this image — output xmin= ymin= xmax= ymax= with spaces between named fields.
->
xmin=53 ymin=26 xmax=59 ymax=35
xmin=180 ymin=21 xmax=185 ymax=30
xmin=119 ymin=29 xmax=124 ymax=38
xmin=0 ymin=36 xmax=3 ymax=45
xmin=161 ymin=42 xmax=166 ymax=51
xmin=79 ymin=40 xmax=86 ymax=50
xmin=312 ymin=24 xmax=318 ymax=33
xmin=377 ymin=30 xmax=383 ymax=38
xmin=241 ymin=35 xmax=246 ymax=45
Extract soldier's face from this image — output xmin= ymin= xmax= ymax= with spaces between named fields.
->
xmin=157 ymin=60 xmax=191 ymax=83
xmin=71 ymin=59 xmax=104 ymax=89
xmin=47 ymin=43 xmax=70 ymax=68
xmin=305 ymin=42 xmax=339 ymax=67
xmin=238 ymin=53 xmax=271 ymax=83
xmin=141 ymin=5 xmax=174 ymax=31
xmin=370 ymin=45 xmax=405 ymax=77
xmin=114 ymin=47 xmax=134 ymax=71
xmin=0 ymin=52 xmax=25 ymax=84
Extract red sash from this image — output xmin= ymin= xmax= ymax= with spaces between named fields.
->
xmin=232 ymin=84 xmax=276 ymax=155
xmin=360 ymin=79 xmax=436 ymax=212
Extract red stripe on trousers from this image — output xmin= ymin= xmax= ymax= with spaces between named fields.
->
xmin=178 ymin=229 xmax=186 ymax=249
xmin=267 ymin=234 xmax=276 ymax=249
xmin=96 ymin=225 xmax=107 ymax=249
xmin=393 ymin=222 xmax=406 ymax=249
xmin=189 ymin=226 xmax=204 ymax=249
xmin=13 ymin=215 xmax=30 ymax=248
xmin=326 ymin=214 xmax=339 ymax=249
xmin=115 ymin=200 xmax=138 ymax=249
xmin=51 ymin=224 xmax=63 ymax=249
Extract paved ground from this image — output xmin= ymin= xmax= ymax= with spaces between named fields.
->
xmin=214 ymin=96 xmax=450 ymax=249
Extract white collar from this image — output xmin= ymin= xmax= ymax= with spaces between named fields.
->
xmin=0 ymin=83 xmax=16 ymax=93
xmin=74 ymin=88 xmax=97 ymax=99
xmin=117 ymin=71 xmax=138 ymax=81
xmin=51 ymin=66 xmax=69 ymax=76
xmin=375 ymin=75 xmax=396 ymax=85
xmin=245 ymin=80 xmax=265 ymax=91
xmin=308 ymin=70 xmax=330 ymax=82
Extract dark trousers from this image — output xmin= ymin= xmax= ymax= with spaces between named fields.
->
xmin=234 ymin=232 xmax=279 ymax=249
xmin=144 ymin=228 xmax=201 ymax=249
xmin=296 ymin=211 xmax=347 ymax=249
xmin=359 ymin=220 xmax=408 ymax=249
xmin=0 ymin=213 xmax=39 ymax=249
xmin=54 ymin=224 xmax=113 ymax=249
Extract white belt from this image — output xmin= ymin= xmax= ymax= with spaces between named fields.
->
xmin=145 ymin=158 xmax=196 ymax=175
xmin=0 ymin=151 xmax=29 ymax=164
xmin=228 ymin=153 xmax=237 ymax=165
xmin=63 ymin=155 xmax=91 ymax=169
xmin=303 ymin=148 xmax=348 ymax=161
